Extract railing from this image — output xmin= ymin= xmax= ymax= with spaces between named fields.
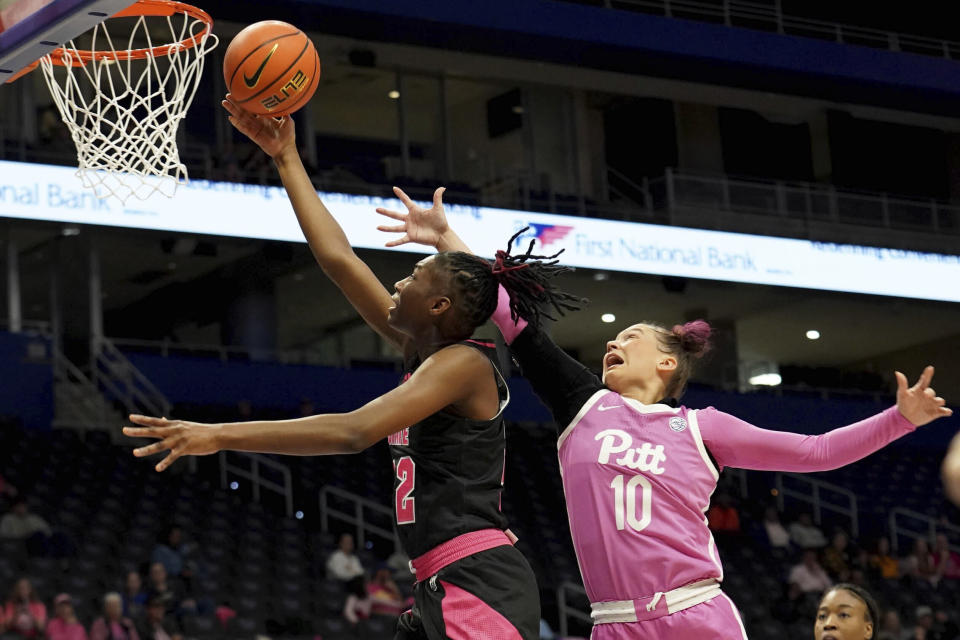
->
xmin=652 ymin=169 xmax=960 ymax=237
xmin=581 ymin=0 xmax=959 ymax=60
xmin=888 ymin=507 xmax=960 ymax=554
xmin=319 ymin=485 xmax=400 ymax=553
xmin=557 ymin=581 xmax=592 ymax=637
xmin=220 ymin=451 xmax=294 ymax=517
xmin=92 ymin=337 xmax=172 ymax=419
xmin=109 ymin=336 xmax=335 ymax=366
xmin=51 ymin=345 xmax=111 ymax=430
xmin=775 ymin=472 xmax=859 ymax=537
xmin=0 ymin=319 xmax=52 ymax=335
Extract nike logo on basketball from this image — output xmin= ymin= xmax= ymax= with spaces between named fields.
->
xmin=598 ymin=404 xmax=622 ymax=412
xmin=244 ymin=43 xmax=279 ymax=88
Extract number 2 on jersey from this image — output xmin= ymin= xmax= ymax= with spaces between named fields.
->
xmin=610 ymin=474 xmax=652 ymax=532
xmin=394 ymin=456 xmax=416 ymax=524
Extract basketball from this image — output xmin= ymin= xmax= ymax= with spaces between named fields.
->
xmin=223 ymin=20 xmax=320 ymax=117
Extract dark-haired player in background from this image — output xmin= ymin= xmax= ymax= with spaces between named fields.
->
xmin=380 ymin=192 xmax=953 ymax=640
xmin=123 ymin=99 xmax=580 ymax=640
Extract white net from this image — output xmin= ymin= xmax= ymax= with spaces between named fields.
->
xmin=38 ymin=3 xmax=218 ymax=204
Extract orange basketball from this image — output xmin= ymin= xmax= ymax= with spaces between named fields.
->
xmin=223 ymin=21 xmax=320 ymax=117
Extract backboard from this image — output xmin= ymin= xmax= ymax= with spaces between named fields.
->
xmin=0 ymin=0 xmax=134 ymax=82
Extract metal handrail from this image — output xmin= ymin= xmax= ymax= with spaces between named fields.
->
xmin=775 ymin=472 xmax=859 ymax=537
xmin=92 ymin=337 xmax=172 ymax=419
xmin=888 ymin=507 xmax=960 ymax=554
xmin=589 ymin=0 xmax=958 ymax=59
xmin=655 ymin=169 xmax=960 ymax=237
xmin=319 ymin=485 xmax=400 ymax=553
xmin=50 ymin=344 xmax=109 ymax=429
xmin=108 ymin=336 xmax=333 ymax=366
xmin=220 ymin=451 xmax=294 ymax=517
xmin=557 ymin=581 xmax=592 ymax=637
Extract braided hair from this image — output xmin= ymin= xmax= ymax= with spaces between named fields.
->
xmin=431 ymin=228 xmax=583 ymax=338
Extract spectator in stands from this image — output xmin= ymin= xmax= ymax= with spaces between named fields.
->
xmin=89 ymin=593 xmax=138 ymax=640
xmin=0 ymin=578 xmax=46 ymax=639
xmin=0 ymin=500 xmax=72 ymax=559
xmin=706 ymin=493 xmax=740 ymax=545
xmin=135 ymin=598 xmax=181 ymax=640
xmin=932 ymin=533 xmax=960 ymax=582
xmin=761 ymin=506 xmax=791 ymax=551
xmin=341 ymin=577 xmax=371 ymax=625
xmin=932 ymin=609 xmax=959 ymax=640
xmin=120 ymin=573 xmax=146 ymax=621
xmin=876 ymin=610 xmax=908 ymax=640
xmin=326 ymin=534 xmax=364 ymax=583
xmin=902 ymin=538 xmax=937 ymax=588
xmin=789 ymin=512 xmax=827 ymax=549
xmin=912 ymin=606 xmax=937 ymax=640
xmin=869 ymin=537 xmax=900 ymax=582
xmin=150 ymin=527 xmax=194 ymax=579
xmin=814 ymin=583 xmax=878 ymax=640
xmin=45 ymin=594 xmax=87 ymax=640
xmin=367 ymin=566 xmax=403 ymax=617
xmin=788 ymin=549 xmax=832 ymax=594
xmin=822 ymin=531 xmax=853 ymax=581
xmin=144 ymin=565 xmax=180 ymax=616
xmin=385 ymin=549 xmax=413 ymax=585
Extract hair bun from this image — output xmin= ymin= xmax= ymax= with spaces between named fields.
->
xmin=671 ymin=320 xmax=712 ymax=358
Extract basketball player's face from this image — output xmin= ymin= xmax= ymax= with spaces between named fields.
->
xmin=602 ymin=324 xmax=667 ymax=390
xmin=388 ymin=257 xmax=443 ymax=335
xmin=814 ymin=589 xmax=872 ymax=640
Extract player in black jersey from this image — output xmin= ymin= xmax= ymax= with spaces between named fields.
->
xmin=123 ymin=100 xmax=579 ymax=639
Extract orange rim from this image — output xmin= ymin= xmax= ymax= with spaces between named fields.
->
xmin=46 ymin=0 xmax=213 ymax=66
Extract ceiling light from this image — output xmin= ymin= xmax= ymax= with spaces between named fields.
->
xmin=593 ymin=272 xmax=609 ymax=281
xmin=388 ymin=90 xmax=400 ymax=99
xmin=748 ymin=373 xmax=782 ymax=386
xmin=806 ymin=330 xmax=820 ymax=340
xmin=601 ymin=313 xmax=616 ymax=323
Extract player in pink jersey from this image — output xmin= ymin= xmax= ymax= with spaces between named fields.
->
xmin=376 ymin=200 xmax=954 ymax=640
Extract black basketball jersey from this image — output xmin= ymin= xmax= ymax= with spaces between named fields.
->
xmin=387 ymin=339 xmax=510 ymax=558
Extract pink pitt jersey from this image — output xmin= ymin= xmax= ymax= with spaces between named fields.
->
xmin=558 ymin=389 xmax=724 ymax=603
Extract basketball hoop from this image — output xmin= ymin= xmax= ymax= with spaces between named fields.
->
xmin=30 ymin=1 xmax=218 ymax=203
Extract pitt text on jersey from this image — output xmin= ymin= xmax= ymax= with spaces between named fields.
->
xmin=596 ymin=429 xmax=667 ymax=475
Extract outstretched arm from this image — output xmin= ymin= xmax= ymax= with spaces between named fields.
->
xmin=123 ymin=344 xmax=493 ymax=471
xmin=375 ymin=186 xmax=470 ymax=253
xmin=222 ymin=97 xmax=406 ymax=350
xmin=701 ymin=367 xmax=951 ymax=471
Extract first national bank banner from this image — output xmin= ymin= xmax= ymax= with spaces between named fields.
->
xmin=1 ymin=159 xmax=958 ymax=303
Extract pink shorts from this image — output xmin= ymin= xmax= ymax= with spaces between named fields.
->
xmin=590 ymin=592 xmax=748 ymax=640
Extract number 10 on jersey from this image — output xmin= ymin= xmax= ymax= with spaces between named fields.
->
xmin=610 ymin=474 xmax=652 ymax=532
xmin=394 ymin=456 xmax=416 ymax=524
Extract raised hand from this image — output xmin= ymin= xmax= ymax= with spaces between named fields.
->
xmin=895 ymin=366 xmax=952 ymax=427
xmin=221 ymin=95 xmax=296 ymax=159
xmin=123 ymin=415 xmax=222 ymax=472
xmin=375 ymin=186 xmax=449 ymax=248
